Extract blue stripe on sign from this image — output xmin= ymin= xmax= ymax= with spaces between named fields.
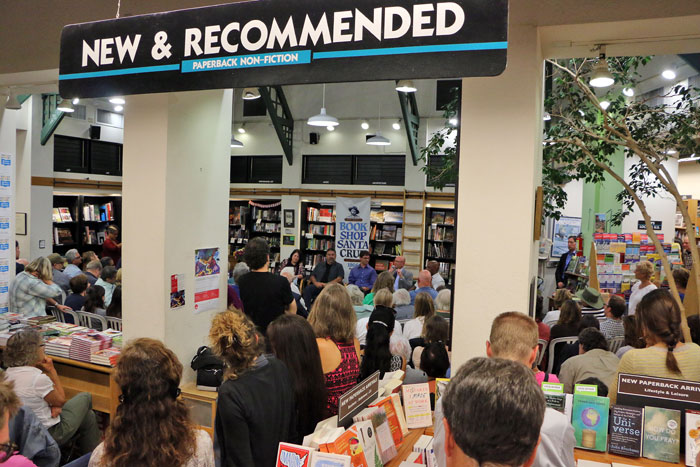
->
xmin=59 ymin=64 xmax=180 ymax=80
xmin=314 ymin=42 xmax=508 ymax=59
xmin=181 ymin=50 xmax=312 ymax=73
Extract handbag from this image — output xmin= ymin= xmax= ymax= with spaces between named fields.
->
xmin=190 ymin=346 xmax=224 ymax=391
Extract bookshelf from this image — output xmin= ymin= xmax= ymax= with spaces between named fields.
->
xmin=229 ymin=199 xmax=282 ymax=269
xmin=369 ymin=206 xmax=404 ymax=272
xmin=300 ymin=202 xmax=336 ymax=272
xmin=424 ymin=206 xmax=456 ymax=287
xmin=53 ymin=195 xmax=121 ymax=255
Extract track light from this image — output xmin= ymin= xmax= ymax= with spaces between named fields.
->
xmin=449 ymin=118 xmax=458 ymax=126
xmin=230 ymin=136 xmax=244 ymax=148
xmin=327 ymin=126 xmax=335 ymax=131
xmin=396 ymin=80 xmax=417 ymax=93
xmin=543 ymin=112 xmax=552 ymax=121
xmin=622 ymin=88 xmax=635 ymax=97
xmin=56 ymin=99 xmax=75 ymax=113
xmin=5 ymin=93 xmax=21 ymax=110
xmin=600 ymin=101 xmax=610 ymax=110
xmin=662 ymin=69 xmax=676 ymax=80
xmin=72 ymin=98 xmax=80 ymax=105
xmin=361 ymin=121 xmax=370 ymax=130
xmin=242 ymin=88 xmax=261 ymax=100
xmin=114 ymin=105 xmax=123 ymax=112
xmin=109 ymin=97 xmax=125 ymax=105
xmin=392 ymin=121 xmax=401 ymax=130
xmin=589 ymin=47 xmax=615 ymax=88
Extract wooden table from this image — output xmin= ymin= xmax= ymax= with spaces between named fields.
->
xmin=180 ymin=383 xmax=218 ymax=438
xmin=575 ymin=448 xmax=686 ymax=466
xmin=51 ymin=356 xmax=119 ymax=417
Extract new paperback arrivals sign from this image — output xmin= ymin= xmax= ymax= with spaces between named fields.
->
xmin=59 ymin=0 xmax=508 ymax=98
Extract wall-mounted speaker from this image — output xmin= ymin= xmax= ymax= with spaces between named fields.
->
xmin=309 ymin=132 xmax=320 ymax=145
xmin=89 ymin=125 xmax=101 ymax=140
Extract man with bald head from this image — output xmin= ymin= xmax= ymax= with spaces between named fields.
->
xmin=391 ymin=256 xmax=413 ymax=290
xmin=427 ymin=260 xmax=446 ymax=289
xmin=409 ymin=270 xmax=438 ymax=304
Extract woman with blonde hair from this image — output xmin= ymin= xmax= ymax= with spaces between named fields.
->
xmin=628 ymin=261 xmax=657 ymax=315
xmin=362 ymin=271 xmax=395 ymax=305
xmin=9 ymin=257 xmax=70 ymax=317
xmin=89 ymin=338 xmax=213 ymax=467
xmin=402 ymin=292 xmax=436 ymax=340
xmin=308 ymin=283 xmax=361 ymax=416
xmin=210 ymin=310 xmax=295 ymax=467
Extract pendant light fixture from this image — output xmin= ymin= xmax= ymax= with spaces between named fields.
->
xmin=5 ymin=92 xmax=21 ymax=110
xmin=56 ymin=99 xmax=75 ymax=113
xmin=366 ymin=102 xmax=390 ymax=146
xmin=307 ymin=84 xmax=339 ymax=127
xmin=396 ymin=80 xmax=417 ymax=93
xmin=242 ymin=88 xmax=261 ymax=100
xmin=231 ymin=110 xmax=244 ymax=148
xmin=589 ymin=46 xmax=614 ymax=88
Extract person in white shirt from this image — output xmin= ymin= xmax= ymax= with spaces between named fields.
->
xmin=628 ymin=260 xmax=657 ymax=315
xmin=427 ymin=260 xmax=446 ymax=289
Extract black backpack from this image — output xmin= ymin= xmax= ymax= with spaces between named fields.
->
xmin=190 ymin=346 xmax=224 ymax=391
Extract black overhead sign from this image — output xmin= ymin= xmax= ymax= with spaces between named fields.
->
xmin=59 ymin=0 xmax=509 ymax=98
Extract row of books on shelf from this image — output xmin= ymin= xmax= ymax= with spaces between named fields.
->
xmin=370 ymin=210 xmax=403 ymax=224
xmin=53 ymin=227 xmax=74 ymax=245
xmin=429 ymin=211 xmax=454 ymax=225
xmin=306 ymin=238 xmax=334 ymax=251
xmin=545 ymin=382 xmax=699 ymax=465
xmin=82 ymin=227 xmax=106 ymax=245
xmin=229 ymin=206 xmax=250 ymax=225
xmin=593 ymin=232 xmax=666 ymax=251
xmin=373 ymin=243 xmax=401 ymax=256
xmin=307 ymin=207 xmax=335 ymax=223
xmin=251 ymin=206 xmax=280 ymax=222
xmin=370 ymin=225 xmax=402 ymax=241
xmin=52 ymin=208 xmax=74 ymax=223
xmin=428 ymin=226 xmax=454 ymax=242
xmin=252 ymin=221 xmax=281 ymax=233
xmin=427 ymin=243 xmax=454 ymax=259
xmin=304 ymin=254 xmax=326 ymax=269
xmin=83 ymin=202 xmax=115 ymax=222
xmin=261 ymin=237 xmax=281 ymax=248
xmin=309 ymin=224 xmax=335 ymax=236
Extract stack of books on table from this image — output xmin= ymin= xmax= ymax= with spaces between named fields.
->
xmin=90 ymin=348 xmax=121 ymax=367
xmin=23 ymin=315 xmax=56 ymax=326
xmin=45 ymin=323 xmax=88 ymax=336
xmin=45 ymin=336 xmax=73 ymax=358
xmin=69 ymin=333 xmax=112 ymax=362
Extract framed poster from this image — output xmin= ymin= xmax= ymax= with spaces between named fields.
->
xmin=551 ymin=216 xmax=581 ymax=258
xmin=283 ymin=209 xmax=295 ymax=228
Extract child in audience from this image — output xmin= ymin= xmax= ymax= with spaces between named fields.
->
xmin=267 ymin=315 xmax=327 ymax=443
xmin=210 ymin=310 xmax=295 ymax=467
xmin=610 ymin=289 xmax=700 ymax=403
xmin=89 ymin=338 xmax=213 ymax=467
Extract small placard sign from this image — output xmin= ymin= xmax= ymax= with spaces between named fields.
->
xmin=638 ymin=220 xmax=662 ymax=231
xmin=338 ymin=371 xmax=379 ymax=428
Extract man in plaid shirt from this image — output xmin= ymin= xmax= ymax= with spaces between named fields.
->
xmin=600 ymin=295 xmax=626 ymax=340
xmin=10 ymin=257 xmax=72 ymax=317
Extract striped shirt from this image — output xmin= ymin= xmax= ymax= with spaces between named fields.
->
xmin=610 ymin=343 xmax=700 ymax=404
xmin=599 ymin=318 xmax=625 ymax=340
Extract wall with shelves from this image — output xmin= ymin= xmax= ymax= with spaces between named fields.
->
xmin=425 ymin=206 xmax=456 ymax=286
xmin=228 ymin=199 xmax=282 ymax=270
xmin=369 ymin=206 xmax=403 ymax=272
xmin=52 ymin=194 xmax=121 ymax=256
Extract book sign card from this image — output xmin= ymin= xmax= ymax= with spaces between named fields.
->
xmin=402 ymin=383 xmax=432 ymax=429
xmin=194 ymin=248 xmax=221 ymax=313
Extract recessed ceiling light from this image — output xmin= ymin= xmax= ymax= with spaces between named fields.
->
xmin=72 ymin=98 xmax=80 ymax=105
xmin=392 ymin=122 xmax=401 ymax=130
xmin=395 ymin=80 xmax=417 ymax=93
xmin=361 ymin=121 xmax=370 ymax=130
xmin=600 ymin=101 xmax=610 ymax=110
xmin=662 ymin=69 xmax=676 ymax=80
xmin=622 ymin=88 xmax=635 ymax=97
xmin=238 ymin=128 xmax=246 ymax=134
xmin=109 ymin=97 xmax=125 ymax=105
xmin=114 ymin=105 xmax=123 ymax=112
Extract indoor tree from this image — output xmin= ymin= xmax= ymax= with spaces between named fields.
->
xmin=543 ymin=54 xmax=700 ymax=341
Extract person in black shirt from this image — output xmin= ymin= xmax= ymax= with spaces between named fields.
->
xmin=237 ymin=238 xmax=296 ymax=334
xmin=302 ymin=248 xmax=344 ymax=308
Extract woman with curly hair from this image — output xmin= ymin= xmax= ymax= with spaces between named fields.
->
xmin=210 ymin=310 xmax=295 ymax=467
xmin=88 ymin=338 xmax=213 ymax=467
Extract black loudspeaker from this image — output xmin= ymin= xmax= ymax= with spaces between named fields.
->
xmin=309 ymin=132 xmax=320 ymax=145
xmin=89 ymin=125 xmax=101 ymax=140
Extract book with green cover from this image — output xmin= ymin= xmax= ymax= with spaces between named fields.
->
xmin=643 ymin=406 xmax=681 ymax=463
xmin=571 ymin=394 xmax=609 ymax=452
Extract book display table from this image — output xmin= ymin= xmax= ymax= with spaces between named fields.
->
xmin=575 ymin=448 xmax=686 ymax=466
xmin=385 ymin=427 xmax=434 ymax=467
xmin=51 ymin=355 xmax=119 ymax=417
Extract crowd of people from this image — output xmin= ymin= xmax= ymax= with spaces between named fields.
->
xmin=3 ymin=234 xmax=700 ymax=466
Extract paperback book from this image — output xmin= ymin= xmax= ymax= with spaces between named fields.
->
xmin=608 ymin=405 xmax=644 ymax=457
xmin=686 ymin=410 xmax=700 ymax=466
xmin=571 ymin=394 xmax=610 ymax=452
xmin=277 ymin=443 xmax=314 ymax=467
xmin=643 ymin=406 xmax=681 ymax=463
xmin=310 ymin=452 xmax=351 ymax=467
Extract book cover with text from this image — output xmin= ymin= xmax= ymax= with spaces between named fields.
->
xmin=643 ymin=406 xmax=681 ymax=463
xmin=571 ymin=394 xmax=609 ymax=452
xmin=608 ymin=405 xmax=643 ymax=457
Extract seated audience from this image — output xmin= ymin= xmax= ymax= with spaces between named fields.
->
xmin=210 ymin=310 xmax=295 ymax=467
xmin=348 ymin=250 xmax=377 ymax=294
xmin=237 ymin=238 xmax=296 ymax=334
xmin=346 ymin=285 xmax=367 ymax=313
xmin=362 ymin=271 xmax=394 ymax=306
xmin=600 ymin=295 xmax=626 ymax=340
xmin=555 ymin=315 xmax=600 ymax=373
xmin=63 ymin=250 xmax=82 ymax=279
xmin=9 ymin=257 xmax=69 ymax=317
xmin=628 ymin=260 xmax=657 ymax=315
xmin=610 ymin=289 xmax=700 ymax=404
xmin=99 ymin=257 xmax=114 ymax=269
xmin=575 ymin=287 xmax=606 ymax=320
xmin=268 ymin=315 xmax=327 ymax=443
xmin=440 ymin=358 xmax=545 ymax=467
xmin=673 ymin=268 xmax=689 ymax=302
xmin=95 ymin=266 xmax=117 ymax=308
xmin=403 ymin=292 xmax=436 ymax=340
xmin=47 ymin=254 xmax=70 ymax=294
xmin=559 ymin=328 xmax=620 ymax=393
xmin=308 ymin=284 xmax=360 ymax=416
xmin=549 ymin=300 xmax=581 ymax=374
xmin=302 ymin=249 xmax=344 ymax=309
xmin=392 ymin=289 xmax=414 ymax=320
xmin=360 ymin=306 xmax=406 ymax=379
xmin=426 ymin=260 xmax=445 ymax=290
xmin=280 ymin=267 xmax=306 ymax=317
xmin=83 ymin=285 xmax=106 ymax=317
xmin=89 ymin=338 xmax=214 ymax=467
xmin=616 ymin=315 xmax=642 ymax=358
xmin=543 ymin=289 xmax=573 ymax=326
xmin=65 ymin=275 xmax=88 ymax=312
xmin=434 ymin=312 xmax=574 ymax=467
xmin=0 ymin=373 xmax=41 ymax=466
xmin=84 ymin=261 xmax=102 ymax=287
xmin=5 ymin=330 xmax=100 ymax=455
xmin=356 ymin=289 xmax=402 ymax=346
xmin=434 ymin=289 xmax=451 ymax=316
xmin=408 ymin=270 xmax=438 ymax=304
xmin=80 ymin=251 xmax=97 ymax=271
xmin=278 ymin=249 xmax=305 ymax=281
xmin=412 ymin=315 xmax=450 ymax=367
xmin=106 ymin=286 xmax=122 ymax=319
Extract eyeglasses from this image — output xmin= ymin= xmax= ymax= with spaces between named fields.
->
xmin=0 ymin=442 xmax=17 ymax=459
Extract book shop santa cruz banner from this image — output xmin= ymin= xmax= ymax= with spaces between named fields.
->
xmin=336 ymin=197 xmax=371 ymax=279
xmin=58 ymin=0 xmax=508 ymax=98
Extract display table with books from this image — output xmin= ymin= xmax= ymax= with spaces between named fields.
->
xmin=575 ymin=448 xmax=686 ymax=466
xmin=50 ymin=355 xmax=119 ymax=417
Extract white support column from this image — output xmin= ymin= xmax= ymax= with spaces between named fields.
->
xmin=451 ymin=25 xmax=544 ymax=370
xmin=122 ymin=90 xmax=232 ymax=381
